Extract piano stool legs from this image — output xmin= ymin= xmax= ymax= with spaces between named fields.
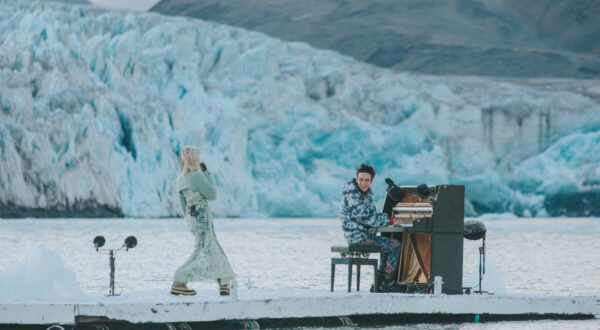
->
xmin=347 ymin=263 xmax=352 ymax=292
xmin=330 ymin=257 xmax=378 ymax=292
xmin=331 ymin=263 xmax=335 ymax=292
xmin=357 ymin=265 xmax=360 ymax=291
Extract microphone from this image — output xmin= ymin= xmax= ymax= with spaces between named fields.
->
xmin=385 ymin=177 xmax=437 ymax=205
xmin=386 ymin=181 xmax=404 ymax=202
xmin=464 ymin=220 xmax=486 ymax=240
xmin=385 ymin=178 xmax=395 ymax=186
xmin=417 ymin=183 xmax=431 ymax=197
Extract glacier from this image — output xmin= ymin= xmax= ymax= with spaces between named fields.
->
xmin=0 ymin=0 xmax=599 ymax=218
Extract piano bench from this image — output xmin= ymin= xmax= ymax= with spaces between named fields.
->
xmin=330 ymin=245 xmax=379 ymax=292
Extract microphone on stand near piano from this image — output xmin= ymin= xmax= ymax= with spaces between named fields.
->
xmin=464 ymin=220 xmax=488 ymax=295
xmin=383 ymin=178 xmax=489 ymax=295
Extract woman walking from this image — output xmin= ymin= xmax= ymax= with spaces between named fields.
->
xmin=171 ymin=146 xmax=235 ymax=296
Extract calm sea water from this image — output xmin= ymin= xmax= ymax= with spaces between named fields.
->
xmin=1 ymin=217 xmax=599 ymax=329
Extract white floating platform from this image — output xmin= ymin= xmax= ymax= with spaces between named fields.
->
xmin=1 ymin=289 xmax=599 ymax=327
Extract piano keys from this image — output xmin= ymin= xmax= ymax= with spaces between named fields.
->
xmin=392 ymin=202 xmax=433 ymax=226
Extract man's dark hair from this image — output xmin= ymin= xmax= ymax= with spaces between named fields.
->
xmin=356 ymin=163 xmax=376 ymax=179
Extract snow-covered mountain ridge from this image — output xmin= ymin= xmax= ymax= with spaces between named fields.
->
xmin=1 ymin=0 xmax=599 ymax=218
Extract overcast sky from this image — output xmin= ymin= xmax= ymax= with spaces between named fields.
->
xmin=88 ymin=0 xmax=160 ymax=11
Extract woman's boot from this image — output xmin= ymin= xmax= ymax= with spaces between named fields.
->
xmin=171 ymin=282 xmax=196 ymax=295
xmin=217 ymin=279 xmax=230 ymax=296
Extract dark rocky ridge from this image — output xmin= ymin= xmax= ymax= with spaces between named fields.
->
xmin=1 ymin=201 xmax=124 ymax=218
xmin=150 ymin=0 xmax=600 ymax=78
xmin=544 ymin=191 xmax=600 ymax=217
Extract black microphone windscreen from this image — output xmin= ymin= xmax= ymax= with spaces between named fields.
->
xmin=464 ymin=220 xmax=486 ymax=240
xmin=417 ymin=183 xmax=430 ymax=197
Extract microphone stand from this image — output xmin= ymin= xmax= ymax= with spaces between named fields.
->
xmin=474 ymin=236 xmax=487 ymax=294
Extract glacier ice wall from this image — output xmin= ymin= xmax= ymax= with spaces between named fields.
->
xmin=1 ymin=0 xmax=599 ymax=218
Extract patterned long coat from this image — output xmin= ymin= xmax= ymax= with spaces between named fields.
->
xmin=174 ymin=170 xmax=235 ymax=284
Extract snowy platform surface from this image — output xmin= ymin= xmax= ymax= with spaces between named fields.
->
xmin=1 ymin=289 xmax=599 ymax=325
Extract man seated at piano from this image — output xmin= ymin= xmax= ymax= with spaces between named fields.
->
xmin=340 ymin=163 xmax=403 ymax=292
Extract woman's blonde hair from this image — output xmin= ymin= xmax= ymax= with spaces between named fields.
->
xmin=180 ymin=146 xmax=201 ymax=175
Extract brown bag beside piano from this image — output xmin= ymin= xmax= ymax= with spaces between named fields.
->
xmin=380 ymin=181 xmax=465 ymax=294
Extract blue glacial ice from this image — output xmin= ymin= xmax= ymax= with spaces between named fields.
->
xmin=0 ymin=0 xmax=599 ymax=218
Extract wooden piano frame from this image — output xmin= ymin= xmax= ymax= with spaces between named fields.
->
xmin=380 ymin=185 xmax=465 ymax=294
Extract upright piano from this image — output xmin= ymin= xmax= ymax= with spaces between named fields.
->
xmin=380 ymin=184 xmax=465 ymax=294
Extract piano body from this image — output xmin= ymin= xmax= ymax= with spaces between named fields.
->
xmin=380 ymin=184 xmax=465 ymax=294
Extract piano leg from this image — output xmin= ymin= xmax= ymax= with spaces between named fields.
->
xmin=357 ymin=264 xmax=361 ymax=291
